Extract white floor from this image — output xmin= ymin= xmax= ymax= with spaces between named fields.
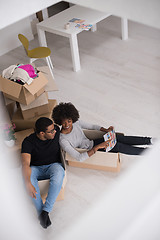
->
xmin=0 ymin=16 xmax=160 ymax=238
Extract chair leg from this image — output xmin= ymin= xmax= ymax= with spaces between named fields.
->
xmin=47 ymin=56 xmax=54 ymax=69
xmin=29 ymin=57 xmax=55 ymax=79
xmin=29 ymin=58 xmax=37 ymax=64
xmin=46 ymin=57 xmax=55 ymax=79
xmin=29 ymin=56 xmax=53 ymax=68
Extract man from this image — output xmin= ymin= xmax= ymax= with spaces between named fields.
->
xmin=21 ymin=117 xmax=65 ymax=229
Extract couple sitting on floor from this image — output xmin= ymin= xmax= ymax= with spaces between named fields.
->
xmin=21 ymin=102 xmax=153 ymax=228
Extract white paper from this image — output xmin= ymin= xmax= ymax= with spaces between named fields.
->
xmin=103 ymin=127 xmax=117 ymax=152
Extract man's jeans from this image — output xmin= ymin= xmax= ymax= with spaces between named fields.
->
xmin=30 ymin=162 xmax=65 ymax=215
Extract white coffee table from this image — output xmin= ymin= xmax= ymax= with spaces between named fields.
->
xmin=37 ymin=5 xmax=128 ymax=72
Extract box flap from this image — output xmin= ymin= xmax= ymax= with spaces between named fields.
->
xmin=0 ymin=75 xmax=22 ymax=98
xmin=20 ymin=92 xmax=48 ymax=110
xmin=37 ymin=66 xmax=58 ymax=91
xmin=24 ymin=72 xmax=48 ymax=95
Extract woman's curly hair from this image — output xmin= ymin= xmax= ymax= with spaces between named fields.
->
xmin=52 ymin=102 xmax=79 ymax=125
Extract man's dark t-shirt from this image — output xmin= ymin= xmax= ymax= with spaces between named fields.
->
xmin=21 ymin=125 xmax=61 ymax=166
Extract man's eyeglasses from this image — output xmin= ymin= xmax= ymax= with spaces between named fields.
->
xmin=46 ymin=127 xmax=56 ymax=134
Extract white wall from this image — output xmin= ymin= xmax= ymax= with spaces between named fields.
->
xmin=0 ymin=0 xmax=159 ymax=56
xmin=0 ymin=92 xmax=43 ymax=240
xmin=0 ymin=0 xmax=60 ymax=56
xmin=0 ymin=17 xmax=33 ymax=56
xmin=0 ymin=0 xmax=160 ymax=30
xmin=0 ymin=0 xmax=60 ymax=30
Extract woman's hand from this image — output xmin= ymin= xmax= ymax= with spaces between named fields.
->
xmin=94 ymin=140 xmax=111 ymax=151
xmin=100 ymin=126 xmax=114 ymax=133
xmin=106 ymin=126 xmax=114 ymax=132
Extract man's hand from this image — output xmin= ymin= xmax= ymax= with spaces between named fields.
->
xmin=26 ymin=182 xmax=37 ymax=199
xmin=21 ymin=153 xmax=37 ymax=198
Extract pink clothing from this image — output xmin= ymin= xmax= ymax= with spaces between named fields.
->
xmin=18 ymin=64 xmax=38 ymax=78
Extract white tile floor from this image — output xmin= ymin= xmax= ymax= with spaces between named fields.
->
xmin=0 ymin=15 xmax=160 ymax=237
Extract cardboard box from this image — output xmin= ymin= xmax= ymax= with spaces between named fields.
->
xmin=15 ymin=128 xmax=34 ymax=151
xmin=3 ymin=93 xmax=17 ymax=119
xmin=38 ymin=66 xmax=58 ymax=92
xmin=65 ymin=129 xmax=121 ymax=172
xmin=12 ymin=99 xmax=57 ymax=131
xmin=66 ymin=150 xmax=120 ymax=172
xmin=0 ymin=72 xmax=48 ymax=105
xmin=39 ymin=171 xmax=67 ymax=202
xmin=19 ymin=92 xmax=50 ymax=119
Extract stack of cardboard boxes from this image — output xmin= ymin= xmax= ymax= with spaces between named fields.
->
xmin=0 ymin=65 xmax=66 ymax=201
xmin=0 ymin=66 xmax=58 ymax=131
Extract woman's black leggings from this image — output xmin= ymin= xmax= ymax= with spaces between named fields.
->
xmin=93 ymin=133 xmax=151 ymax=155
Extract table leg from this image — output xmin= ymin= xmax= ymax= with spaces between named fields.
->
xmin=37 ymin=28 xmax=48 ymax=47
xmin=69 ymin=34 xmax=81 ymax=72
xmin=121 ymin=18 xmax=128 ymax=40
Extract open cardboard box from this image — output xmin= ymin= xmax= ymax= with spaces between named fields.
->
xmin=66 ymin=150 xmax=120 ymax=172
xmin=65 ymin=130 xmax=121 ymax=172
xmin=12 ymin=99 xmax=57 ymax=131
xmin=19 ymin=92 xmax=50 ymax=119
xmin=0 ymin=72 xmax=48 ymax=105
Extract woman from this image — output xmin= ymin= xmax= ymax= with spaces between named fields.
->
xmin=52 ymin=102 xmax=153 ymax=162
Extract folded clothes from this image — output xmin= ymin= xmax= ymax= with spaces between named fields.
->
xmin=11 ymin=79 xmax=24 ymax=85
xmin=2 ymin=64 xmax=39 ymax=85
xmin=18 ymin=64 xmax=38 ymax=79
xmin=11 ymin=68 xmax=33 ymax=85
xmin=2 ymin=65 xmax=17 ymax=79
